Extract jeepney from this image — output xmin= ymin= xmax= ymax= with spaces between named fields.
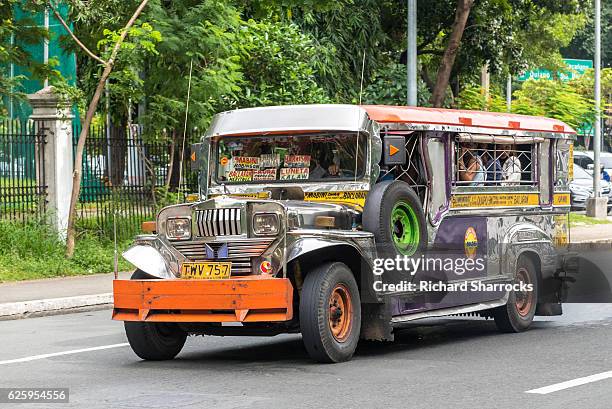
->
xmin=113 ymin=104 xmax=574 ymax=363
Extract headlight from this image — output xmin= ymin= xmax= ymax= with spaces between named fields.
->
xmin=166 ymin=217 xmax=191 ymax=240
xmin=252 ymin=213 xmax=279 ymax=236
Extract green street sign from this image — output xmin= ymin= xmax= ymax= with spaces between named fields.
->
xmin=518 ymin=58 xmax=593 ymax=82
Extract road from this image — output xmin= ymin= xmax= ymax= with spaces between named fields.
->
xmin=1 ymin=304 xmax=612 ymax=409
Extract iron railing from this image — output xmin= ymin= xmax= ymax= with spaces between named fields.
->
xmin=0 ymin=120 xmax=47 ymax=222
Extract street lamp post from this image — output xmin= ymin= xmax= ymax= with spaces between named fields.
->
xmin=587 ymin=0 xmax=607 ymax=218
xmin=407 ymin=0 xmax=417 ymax=106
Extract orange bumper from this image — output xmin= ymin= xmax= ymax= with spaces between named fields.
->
xmin=112 ymin=277 xmax=293 ymax=323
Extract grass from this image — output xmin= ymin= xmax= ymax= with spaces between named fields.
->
xmin=569 ymin=212 xmax=612 ymax=227
xmin=0 ymin=220 xmax=133 ymax=282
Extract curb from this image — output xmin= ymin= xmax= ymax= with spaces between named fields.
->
xmin=0 ymin=293 xmax=113 ymax=321
xmin=570 ymin=239 xmax=612 ymax=245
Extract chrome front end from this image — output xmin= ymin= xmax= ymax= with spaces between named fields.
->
xmin=122 ymin=195 xmax=377 ymax=280
xmin=123 ymin=196 xmax=286 ymax=279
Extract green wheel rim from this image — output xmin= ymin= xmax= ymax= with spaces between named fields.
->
xmin=390 ymin=201 xmax=420 ymax=256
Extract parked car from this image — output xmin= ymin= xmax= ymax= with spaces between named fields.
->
xmin=574 ymin=150 xmax=612 ymax=180
xmin=570 ymin=164 xmax=612 ymax=211
xmin=573 ymin=150 xmax=594 ymax=170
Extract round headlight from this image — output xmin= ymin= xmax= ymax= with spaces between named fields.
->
xmin=252 ymin=213 xmax=279 ymax=236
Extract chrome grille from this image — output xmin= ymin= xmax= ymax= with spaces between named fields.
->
xmin=195 ymin=208 xmax=241 ymax=237
xmin=173 ymin=238 xmax=274 ymax=275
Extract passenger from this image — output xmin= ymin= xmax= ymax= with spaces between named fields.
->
xmin=309 ymin=145 xmax=341 ymax=179
xmin=499 ymin=144 xmax=521 ymax=186
xmin=310 ymin=158 xmax=327 ymax=179
xmin=458 ymin=143 xmax=485 ymax=186
xmin=480 ymin=143 xmax=502 ymax=183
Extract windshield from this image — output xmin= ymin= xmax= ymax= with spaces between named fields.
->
xmin=573 ymin=164 xmax=591 ymax=179
xmin=215 ymin=133 xmax=367 ymax=184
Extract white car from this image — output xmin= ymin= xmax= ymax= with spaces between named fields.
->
xmin=575 ymin=150 xmax=612 ymax=177
xmin=570 ymin=164 xmax=612 ymax=211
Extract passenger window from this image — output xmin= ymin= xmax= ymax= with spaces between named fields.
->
xmin=555 ymin=140 xmax=572 ymax=187
xmin=453 ymin=135 xmax=536 ymax=188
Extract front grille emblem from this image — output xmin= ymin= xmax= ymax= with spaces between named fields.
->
xmin=204 ymin=243 xmax=229 ymax=259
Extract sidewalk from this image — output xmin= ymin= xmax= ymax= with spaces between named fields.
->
xmin=571 ymin=224 xmax=612 ymax=244
xmin=0 ymin=272 xmax=130 ymax=320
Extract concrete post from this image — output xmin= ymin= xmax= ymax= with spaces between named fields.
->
xmin=406 ymin=0 xmax=417 ymax=106
xmin=28 ymin=86 xmax=74 ymax=240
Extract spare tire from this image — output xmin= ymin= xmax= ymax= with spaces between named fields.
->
xmin=363 ymin=180 xmax=427 ymax=257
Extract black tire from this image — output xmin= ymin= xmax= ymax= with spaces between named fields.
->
xmin=362 ymin=180 xmax=427 ymax=257
xmin=300 ymin=262 xmax=361 ymax=363
xmin=124 ymin=269 xmax=187 ymax=361
xmin=493 ymin=257 xmax=539 ymax=333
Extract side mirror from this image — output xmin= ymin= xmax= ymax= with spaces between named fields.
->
xmin=587 ymin=164 xmax=595 ymax=171
xmin=382 ymin=135 xmax=406 ymax=166
xmin=190 ymin=143 xmax=204 ymax=171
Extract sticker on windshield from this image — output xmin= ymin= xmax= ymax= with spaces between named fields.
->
xmin=280 ymin=167 xmax=309 ymax=180
xmin=253 ymin=168 xmax=277 ymax=181
xmin=259 ymin=154 xmax=280 ymax=168
xmin=227 ymin=170 xmax=253 ymax=182
xmin=284 ymin=155 xmax=311 ymax=168
xmin=233 ymin=156 xmax=260 ymax=170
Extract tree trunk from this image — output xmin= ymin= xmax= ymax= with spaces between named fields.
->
xmin=109 ymin=118 xmax=128 ymax=186
xmin=430 ymin=0 xmax=474 ymax=107
xmin=65 ymin=0 xmax=150 ymax=257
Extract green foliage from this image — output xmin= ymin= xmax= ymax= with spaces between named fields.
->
xmin=569 ymin=68 xmax=612 ymax=113
xmin=563 ymin=0 xmax=612 ymax=68
xmin=140 ymin=0 xmax=245 ymax=133
xmin=0 ymin=220 xmax=131 ymax=281
xmin=511 ymin=79 xmax=596 ymax=129
xmin=0 ymin=1 xmax=49 ymax=117
xmin=293 ymin=0 xmax=391 ymax=102
xmin=455 ymin=85 xmax=507 ymax=112
xmin=236 ymin=20 xmax=330 ymax=107
xmin=362 ymin=61 xmax=431 ymax=106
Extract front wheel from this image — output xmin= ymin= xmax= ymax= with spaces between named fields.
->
xmin=493 ymin=257 xmax=539 ymax=333
xmin=125 ymin=321 xmax=187 ymax=360
xmin=299 ymin=262 xmax=361 ymax=363
xmin=124 ymin=269 xmax=187 ymax=360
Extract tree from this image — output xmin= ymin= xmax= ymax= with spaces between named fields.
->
xmin=235 ymin=20 xmax=330 ymax=107
xmin=430 ymin=0 xmax=474 ymax=107
xmin=0 ymin=1 xmax=56 ymax=117
xmin=512 ymin=79 xmax=595 ymax=130
xmin=56 ymin=0 xmax=154 ymax=257
xmin=563 ymin=0 xmax=612 ymax=68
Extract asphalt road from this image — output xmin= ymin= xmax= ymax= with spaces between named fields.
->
xmin=1 ymin=304 xmax=612 ymax=409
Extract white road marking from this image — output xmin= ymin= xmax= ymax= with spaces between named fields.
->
xmin=526 ymin=370 xmax=612 ymax=394
xmin=0 ymin=343 xmax=129 ymax=365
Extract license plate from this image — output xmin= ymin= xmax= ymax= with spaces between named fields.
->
xmin=181 ymin=262 xmax=231 ymax=279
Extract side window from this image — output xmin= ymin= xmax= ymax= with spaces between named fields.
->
xmin=453 ymin=134 xmax=536 ymax=188
xmin=555 ymin=139 xmax=572 ymax=188
xmin=378 ymin=130 xmax=428 ymax=203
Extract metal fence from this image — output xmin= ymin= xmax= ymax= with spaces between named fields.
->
xmin=72 ymin=123 xmax=200 ymax=239
xmin=0 ymin=120 xmax=47 ymax=222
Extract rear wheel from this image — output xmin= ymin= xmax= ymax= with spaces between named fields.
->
xmin=124 ymin=269 xmax=187 ymax=360
xmin=493 ymin=257 xmax=539 ymax=333
xmin=300 ymin=262 xmax=361 ymax=363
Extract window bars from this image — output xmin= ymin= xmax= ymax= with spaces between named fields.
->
xmin=379 ymin=131 xmax=428 ymax=200
xmin=453 ymin=134 xmax=536 ymax=187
